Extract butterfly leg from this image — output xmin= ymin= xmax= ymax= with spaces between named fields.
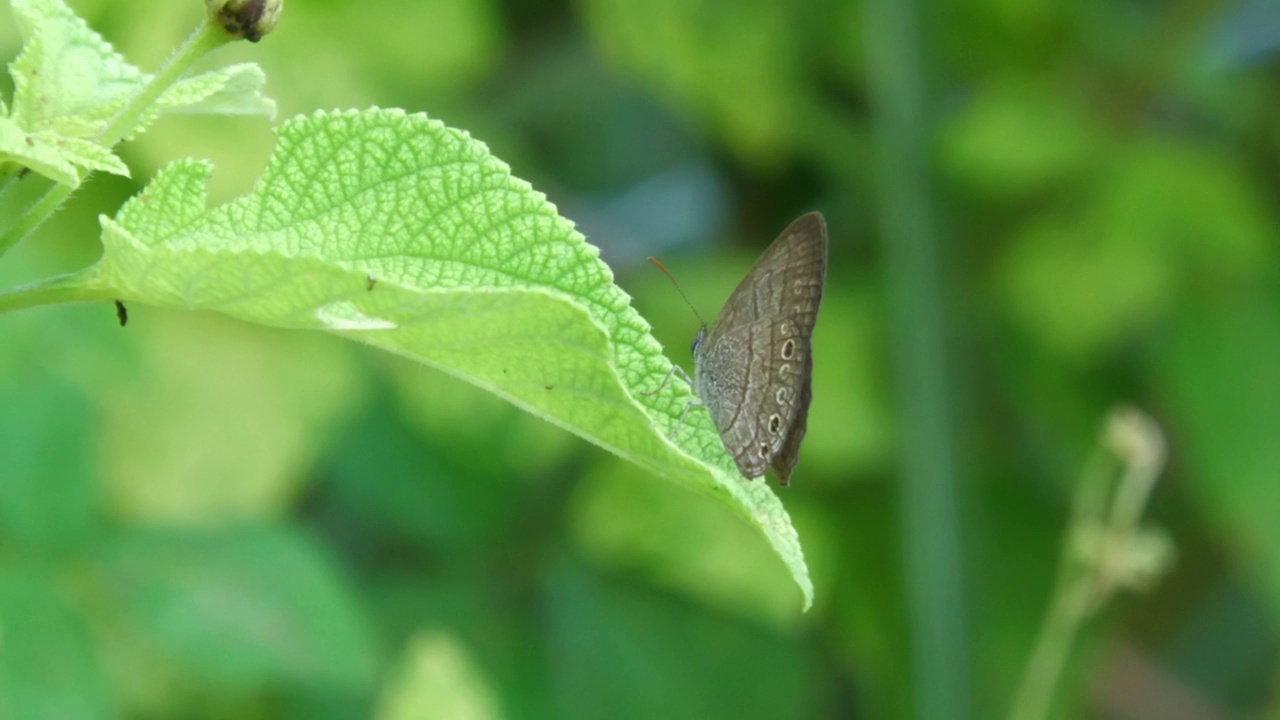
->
xmin=670 ymin=396 xmax=705 ymax=439
xmin=639 ymin=364 xmax=696 ymax=396
xmin=639 ymin=365 xmax=702 ymax=439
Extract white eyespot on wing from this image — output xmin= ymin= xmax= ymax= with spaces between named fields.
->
xmin=781 ymin=338 xmax=796 ymax=360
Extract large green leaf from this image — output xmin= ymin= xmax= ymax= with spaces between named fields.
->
xmin=94 ymin=525 xmax=377 ymax=691
xmin=80 ymin=108 xmax=811 ymax=606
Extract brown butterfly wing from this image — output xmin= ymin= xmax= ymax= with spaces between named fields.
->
xmin=694 ymin=212 xmax=827 ymax=483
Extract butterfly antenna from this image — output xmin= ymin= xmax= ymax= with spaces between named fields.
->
xmin=647 ymin=257 xmax=707 ymax=328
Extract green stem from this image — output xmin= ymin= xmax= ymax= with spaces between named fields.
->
xmin=0 ymin=271 xmax=112 ymax=315
xmin=97 ymin=18 xmax=231 ymax=148
xmin=0 ymin=181 xmax=72 ymax=257
xmin=0 ymin=17 xmax=230 ymax=259
xmin=1007 ymin=447 xmax=1111 ymax=720
xmin=1008 ymin=409 xmax=1167 ymax=720
xmin=1007 ymin=569 xmax=1096 ymax=720
xmin=864 ymin=0 xmax=971 ymax=718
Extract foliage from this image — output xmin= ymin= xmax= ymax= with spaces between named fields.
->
xmin=1 ymin=0 xmax=1278 ymax=718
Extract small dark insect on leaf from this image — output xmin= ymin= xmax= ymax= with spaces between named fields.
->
xmin=545 ymin=385 xmax=553 ymax=390
xmin=17 ymin=167 xmax=30 ymax=179
xmin=114 ymin=300 xmax=128 ymax=327
xmin=24 ymin=136 xmax=34 ymax=146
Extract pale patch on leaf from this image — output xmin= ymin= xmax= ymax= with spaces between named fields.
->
xmin=315 ymin=300 xmax=398 ymax=331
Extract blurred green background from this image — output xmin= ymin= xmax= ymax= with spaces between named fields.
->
xmin=2 ymin=0 xmax=1279 ymax=718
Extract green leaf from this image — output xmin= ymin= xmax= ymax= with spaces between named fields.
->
xmin=544 ymin=558 xmax=819 ymax=719
xmin=999 ymin=138 xmax=1279 ymax=361
xmin=0 ymin=372 xmax=97 ymax=554
xmin=0 ymin=117 xmax=127 ymax=185
xmin=9 ymin=0 xmax=143 ymax=136
xmin=323 ymin=393 xmax=535 ymax=550
xmin=152 ymin=63 xmax=276 ymax=121
xmin=940 ymin=77 xmax=1101 ymax=197
xmin=0 ymin=119 xmax=132 ymax=184
xmin=998 ymin=215 xmax=1176 ymax=361
xmin=84 ymin=108 xmax=813 ymax=607
xmin=569 ymin=457 xmax=806 ymax=627
xmin=0 ymin=563 xmax=112 ymax=720
xmin=376 ymin=632 xmax=502 ymax=720
xmin=98 ymin=311 xmax=363 ymax=525
xmin=8 ymin=0 xmax=273 ymax=142
xmin=1157 ymin=293 xmax=1280 ymax=615
xmin=94 ymin=525 xmax=377 ymax=691
xmin=577 ymin=0 xmax=812 ymax=165
xmin=1096 ymin=139 xmax=1278 ymax=282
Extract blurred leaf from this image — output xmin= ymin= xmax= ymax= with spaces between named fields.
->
xmin=999 ymin=215 xmax=1175 ymax=360
xmin=322 ymin=389 xmax=529 ymax=551
xmin=829 ymin=483 xmax=910 ymax=720
xmin=0 ymin=372 xmax=96 ymax=554
xmin=1096 ymin=139 xmax=1277 ymax=284
xmin=969 ymin=482 xmax=1093 ymax=719
xmin=99 ymin=311 xmax=362 ymax=524
xmin=804 ymin=282 xmax=893 ymax=479
xmin=568 ymin=457 xmax=802 ymax=628
xmin=306 ymin=0 xmax=500 ymax=97
xmin=941 ymin=77 xmax=1101 ymax=197
xmin=386 ymin=357 xmax=578 ymax=485
xmin=367 ymin=574 xmax=552 ymax=719
xmin=245 ymin=0 xmax=500 ymax=117
xmin=999 ymin=134 xmax=1277 ymax=362
xmin=93 ymin=525 xmax=378 ymax=692
xmin=576 ymin=0 xmax=813 ymax=165
xmin=0 ymin=563 xmax=111 ymax=720
xmin=1158 ymin=293 xmax=1280 ymax=614
xmin=79 ymin=108 xmax=812 ymax=606
xmin=376 ymin=631 xmax=500 ymax=720
xmin=545 ymin=558 xmax=822 ymax=719
xmin=937 ymin=0 xmax=1068 ymax=75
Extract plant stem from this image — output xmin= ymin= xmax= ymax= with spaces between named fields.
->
xmin=0 ymin=180 xmax=72 ymax=257
xmin=1007 ymin=448 xmax=1110 ymax=720
xmin=1008 ymin=409 xmax=1169 ymax=720
xmin=0 ymin=17 xmax=230 ymax=259
xmin=98 ymin=18 xmax=231 ymax=148
xmin=0 ymin=271 xmax=111 ymax=315
xmin=864 ymin=0 xmax=971 ymax=719
xmin=1008 ymin=570 xmax=1096 ymax=720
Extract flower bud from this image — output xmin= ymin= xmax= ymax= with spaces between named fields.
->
xmin=206 ymin=0 xmax=282 ymax=42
